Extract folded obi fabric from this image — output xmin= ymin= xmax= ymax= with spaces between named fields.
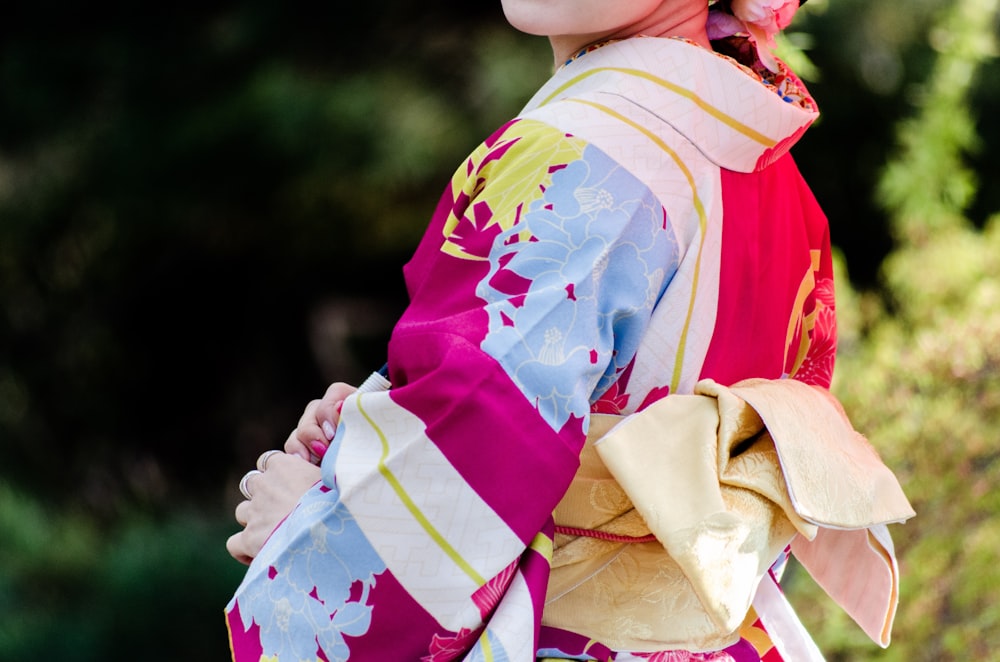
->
xmin=543 ymin=378 xmax=915 ymax=653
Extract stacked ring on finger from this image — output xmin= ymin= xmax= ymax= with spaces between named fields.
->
xmin=239 ymin=469 xmax=262 ymax=500
xmin=256 ymin=449 xmax=283 ymax=472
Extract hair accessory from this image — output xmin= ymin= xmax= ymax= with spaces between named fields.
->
xmin=708 ymin=0 xmax=805 ymax=72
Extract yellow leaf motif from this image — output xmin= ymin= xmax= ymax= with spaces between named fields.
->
xmin=784 ymin=249 xmax=822 ymax=378
xmin=441 ymin=120 xmax=587 ymax=261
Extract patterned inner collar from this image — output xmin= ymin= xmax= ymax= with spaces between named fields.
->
xmin=560 ymin=35 xmax=813 ymax=110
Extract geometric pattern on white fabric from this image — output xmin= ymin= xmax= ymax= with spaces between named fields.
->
xmin=335 ymin=390 xmax=526 ymax=631
xmin=630 ymin=168 xmax=722 ymax=398
xmin=468 ymin=568 xmax=536 ymax=662
xmin=521 ymin=38 xmax=816 ymax=174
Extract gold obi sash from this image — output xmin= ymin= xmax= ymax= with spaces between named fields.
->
xmin=542 ymin=378 xmax=915 ymax=653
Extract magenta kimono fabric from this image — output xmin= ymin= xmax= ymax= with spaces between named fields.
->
xmin=226 ymin=37 xmax=832 ymax=661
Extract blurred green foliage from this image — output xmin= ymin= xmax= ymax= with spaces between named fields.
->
xmin=1 ymin=0 xmax=999 ymax=659
xmin=0 ymin=481 xmax=245 ymax=659
xmin=784 ymin=0 xmax=1000 ymax=659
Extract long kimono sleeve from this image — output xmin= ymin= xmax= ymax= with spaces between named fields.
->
xmin=226 ymin=118 xmax=683 ymax=662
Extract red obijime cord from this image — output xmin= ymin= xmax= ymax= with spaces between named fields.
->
xmin=554 ymin=525 xmax=658 ymax=544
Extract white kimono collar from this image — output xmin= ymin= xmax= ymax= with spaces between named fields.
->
xmin=520 ymin=37 xmax=820 ymax=173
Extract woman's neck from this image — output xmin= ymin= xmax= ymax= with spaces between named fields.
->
xmin=548 ymin=5 xmax=710 ymax=67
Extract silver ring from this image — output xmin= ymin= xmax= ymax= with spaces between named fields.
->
xmin=256 ymin=449 xmax=282 ymax=472
xmin=239 ymin=470 xmax=262 ymax=500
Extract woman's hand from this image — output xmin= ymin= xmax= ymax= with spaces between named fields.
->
xmin=226 ymin=451 xmax=322 ymax=565
xmin=284 ymin=382 xmax=358 ymax=463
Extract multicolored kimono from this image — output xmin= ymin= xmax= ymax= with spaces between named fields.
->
xmin=227 ymin=37 xmax=895 ymax=661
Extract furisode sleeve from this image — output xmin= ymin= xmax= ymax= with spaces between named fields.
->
xmin=226 ymin=118 xmax=682 ymax=661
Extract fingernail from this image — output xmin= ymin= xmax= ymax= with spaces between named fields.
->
xmin=310 ymin=440 xmax=328 ymax=460
xmin=335 ymin=400 xmax=344 ymax=415
xmin=322 ymin=420 xmax=336 ymax=441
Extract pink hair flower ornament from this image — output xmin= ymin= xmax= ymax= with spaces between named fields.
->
xmin=708 ymin=0 xmax=805 ymax=72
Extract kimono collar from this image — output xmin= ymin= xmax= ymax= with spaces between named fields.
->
xmin=520 ymin=37 xmax=819 ymax=173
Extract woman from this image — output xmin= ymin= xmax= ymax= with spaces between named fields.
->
xmin=226 ymin=1 xmax=913 ymax=659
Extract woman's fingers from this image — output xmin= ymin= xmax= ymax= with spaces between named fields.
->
xmin=235 ymin=499 xmax=251 ymax=526
xmin=229 ymin=453 xmax=322 ymax=562
xmin=226 ymin=531 xmax=253 ymax=566
xmin=290 ymin=399 xmax=325 ymax=459
xmin=292 ymin=383 xmax=359 ymax=462
xmin=283 ymin=429 xmax=312 ymax=462
xmin=233 ymin=382 xmax=362 ymax=563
